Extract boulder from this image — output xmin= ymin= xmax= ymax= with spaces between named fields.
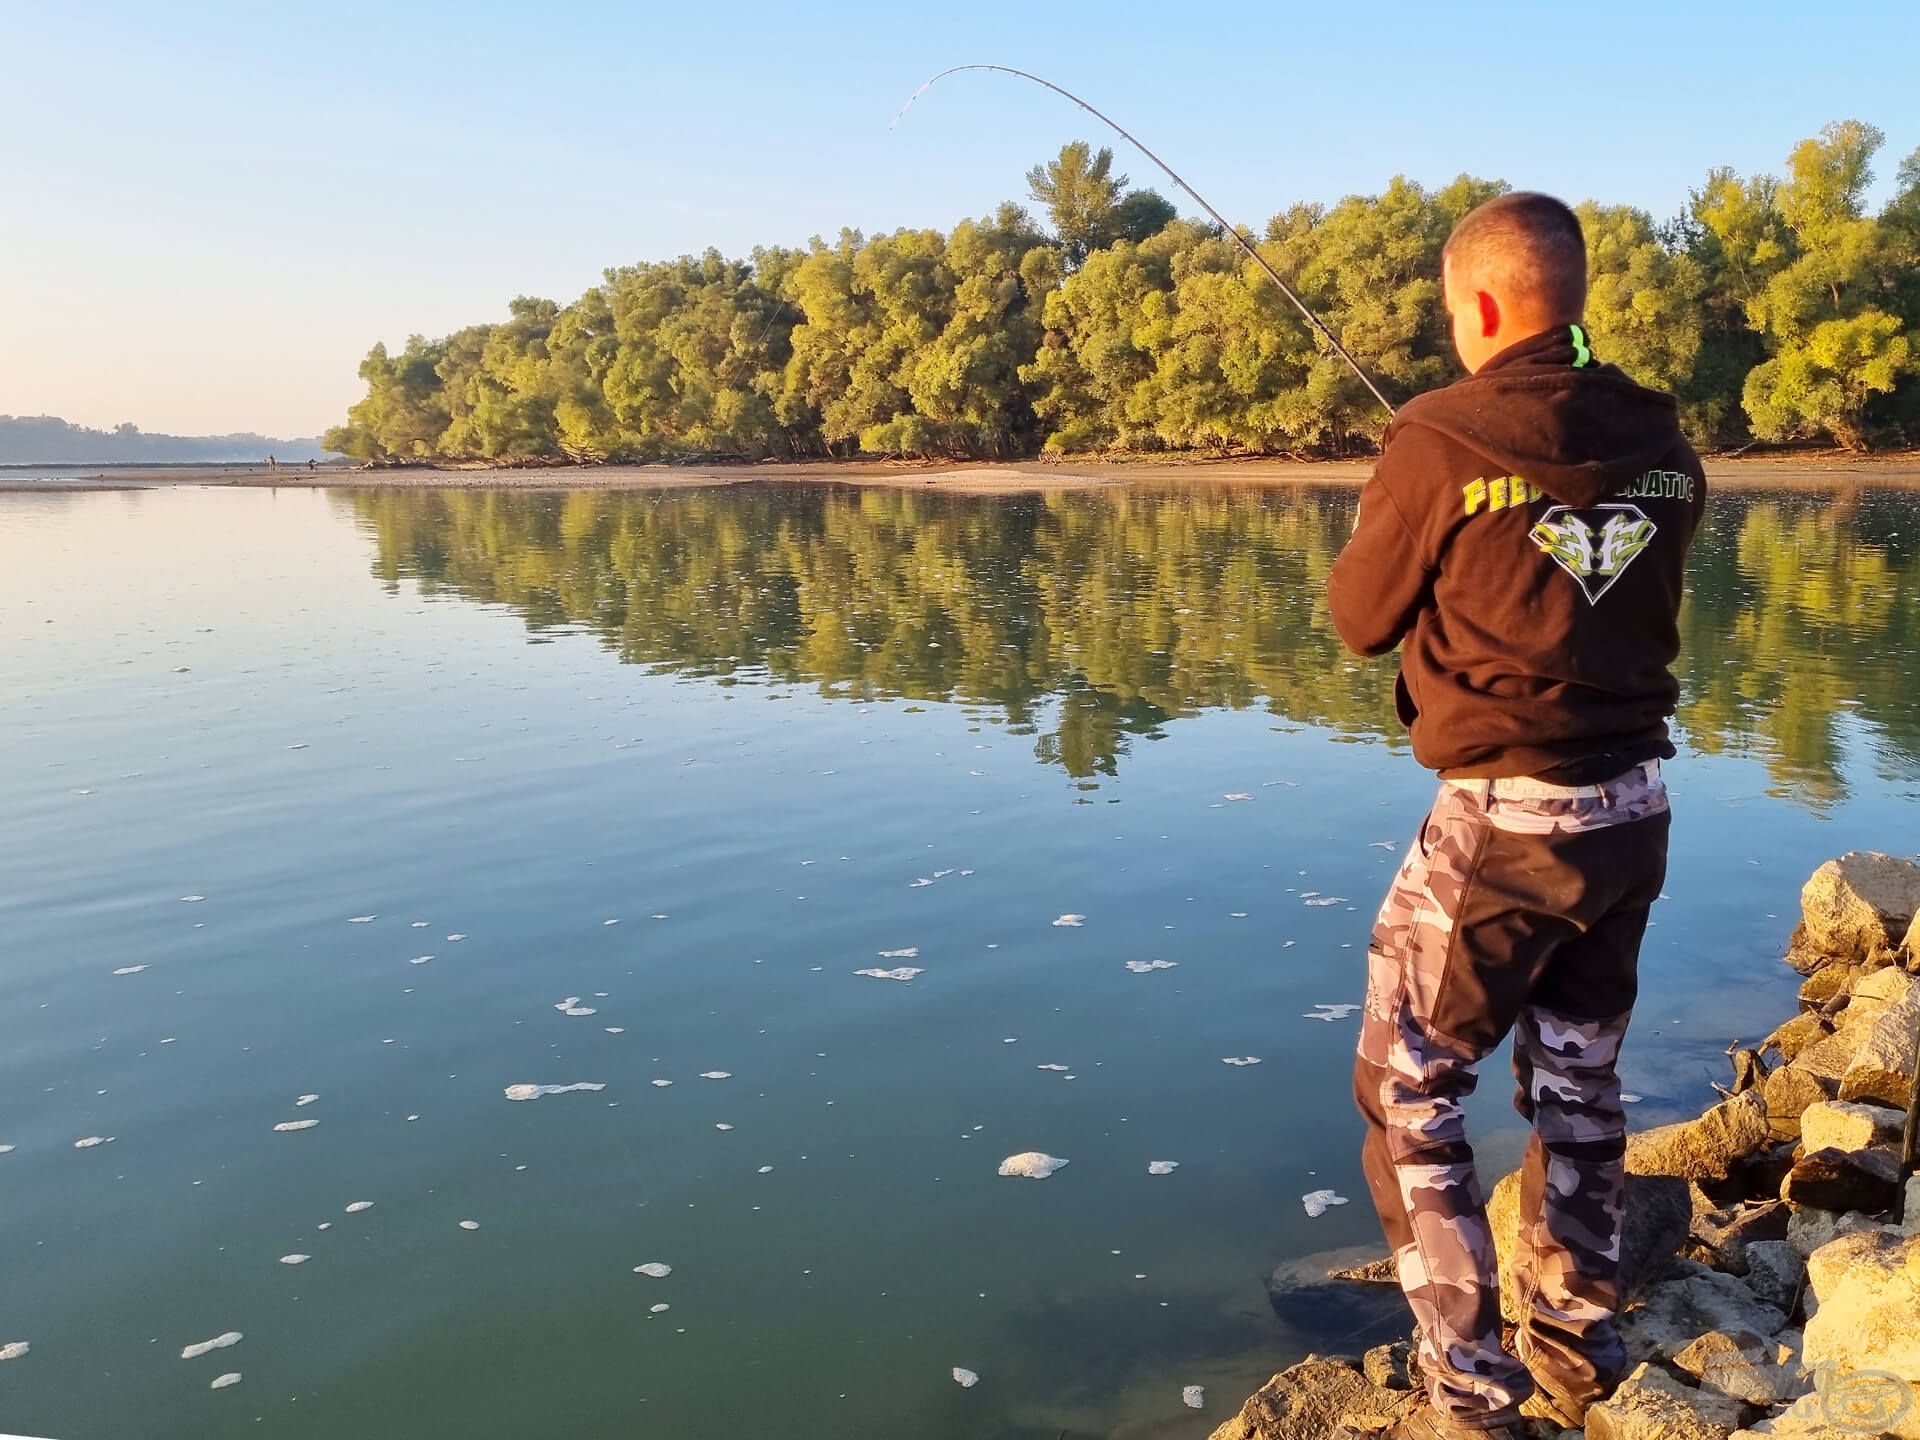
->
xmin=1205 ymin=1355 xmax=1414 ymax=1440
xmin=1763 ymin=1012 xmax=1832 ymax=1065
xmin=1585 ymin=1361 xmax=1746 ymax=1440
xmin=1625 ymin=1092 xmax=1773 ymax=1181
xmin=1791 ymin=1031 xmax=1860 ymax=1087
xmin=1906 ymin=1176 xmax=1920 ymax=1236
xmin=1799 ymin=1099 xmax=1904 ymax=1154
xmin=1905 ymin=909 xmax=1920 ymax=963
xmin=1266 ymin=1248 xmax=1410 ymax=1354
xmin=1619 ymin=1263 xmax=1787 ymax=1366
xmin=1802 ymin=1229 xmax=1920 ymax=1438
xmin=1782 ymin=1145 xmax=1902 ymax=1214
xmin=1800 ymin=852 xmax=1920 ymax=962
xmin=1853 ymin=965 xmax=1917 ymax=1007
xmin=1360 ymin=1340 xmax=1414 ymax=1391
xmin=1763 ymin=1064 xmax=1839 ymax=1140
xmin=1837 ymin=993 xmax=1920 ymax=1111
xmin=1783 ymin=925 xmax=1834 ymax=977
xmin=1488 ymin=1168 xmax=1691 ymax=1324
xmin=1673 ymin=1328 xmax=1801 ymax=1406
xmin=1797 ymin=965 xmax=1859 ymax=1012
xmin=1740 ymin=1240 xmax=1807 ymax=1314
xmin=1785 ymin=1205 xmax=1888 ymax=1260
xmin=1690 ymin=1200 xmax=1791 ymax=1274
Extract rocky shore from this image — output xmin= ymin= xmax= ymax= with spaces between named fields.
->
xmin=1218 ymin=851 xmax=1920 ymax=1440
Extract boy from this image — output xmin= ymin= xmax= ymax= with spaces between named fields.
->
xmin=1327 ymin=193 xmax=1706 ymax=1438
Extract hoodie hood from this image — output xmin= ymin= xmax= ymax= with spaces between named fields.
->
xmin=1389 ymin=325 xmax=1685 ymax=507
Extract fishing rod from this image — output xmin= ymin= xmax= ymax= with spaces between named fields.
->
xmin=893 ymin=64 xmax=1396 ymax=418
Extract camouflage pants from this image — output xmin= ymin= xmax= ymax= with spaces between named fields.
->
xmin=1353 ymin=761 xmax=1670 ymax=1428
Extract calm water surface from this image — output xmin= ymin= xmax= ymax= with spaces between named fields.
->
xmin=2 ymin=482 xmax=1915 ymax=1440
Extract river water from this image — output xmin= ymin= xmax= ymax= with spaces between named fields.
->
xmin=2 ymin=481 xmax=1914 ymax=1440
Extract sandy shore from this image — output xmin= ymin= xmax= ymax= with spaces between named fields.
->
xmin=7 ymin=452 xmax=1920 ymax=495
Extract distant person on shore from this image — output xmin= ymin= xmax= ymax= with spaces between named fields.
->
xmin=307 ymin=458 xmax=316 ymax=472
xmin=267 ymin=454 xmax=277 ymax=469
xmin=1326 ymin=194 xmax=1706 ymax=1439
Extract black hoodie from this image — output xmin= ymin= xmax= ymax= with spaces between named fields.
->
xmin=1326 ymin=325 xmax=1707 ymax=781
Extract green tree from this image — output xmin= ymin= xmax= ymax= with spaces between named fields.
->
xmin=1579 ymin=203 xmax=1707 ymax=401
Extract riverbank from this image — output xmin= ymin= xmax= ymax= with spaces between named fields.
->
xmin=8 ymin=452 xmax=1920 ymax=495
xmin=1227 ymin=852 xmax=1920 ymax=1440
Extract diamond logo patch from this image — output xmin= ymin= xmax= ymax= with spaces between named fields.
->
xmin=1528 ymin=503 xmax=1657 ymax=604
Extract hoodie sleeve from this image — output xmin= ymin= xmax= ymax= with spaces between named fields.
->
xmin=1327 ymin=429 xmax=1439 ymax=657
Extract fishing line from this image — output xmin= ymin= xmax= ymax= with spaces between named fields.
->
xmin=894 ymin=64 xmax=1395 ymax=418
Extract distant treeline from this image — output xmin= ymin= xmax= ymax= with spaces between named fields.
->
xmin=326 ymin=121 xmax=1920 ymax=464
xmin=0 ymin=415 xmax=327 ymax=466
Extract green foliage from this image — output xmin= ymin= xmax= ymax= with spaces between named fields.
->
xmin=331 ymin=121 xmax=1920 ymax=462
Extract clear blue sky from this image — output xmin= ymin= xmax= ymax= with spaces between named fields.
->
xmin=3 ymin=0 xmax=1917 ymax=437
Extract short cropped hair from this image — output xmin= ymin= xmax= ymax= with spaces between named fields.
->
xmin=1441 ymin=192 xmax=1588 ymax=320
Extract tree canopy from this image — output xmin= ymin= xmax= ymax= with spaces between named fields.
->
xmin=328 ymin=124 xmax=1920 ymax=463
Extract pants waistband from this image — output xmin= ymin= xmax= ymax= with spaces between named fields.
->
xmin=1445 ymin=758 xmax=1661 ymax=802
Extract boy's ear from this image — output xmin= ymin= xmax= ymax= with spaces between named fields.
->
xmin=1476 ymin=290 xmax=1500 ymax=339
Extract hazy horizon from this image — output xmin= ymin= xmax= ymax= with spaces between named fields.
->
xmin=4 ymin=0 xmax=1918 ymax=437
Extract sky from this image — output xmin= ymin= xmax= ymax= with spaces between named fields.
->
xmin=3 ymin=1 xmax=1918 ymax=439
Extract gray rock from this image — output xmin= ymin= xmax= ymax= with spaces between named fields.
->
xmin=1740 ymin=1240 xmax=1807 ymax=1314
xmin=1619 ymin=1264 xmax=1787 ymax=1367
xmin=1673 ymin=1328 xmax=1801 ymax=1406
xmin=1799 ymin=852 xmax=1920 ymax=962
xmin=1782 ymin=1144 xmax=1901 ymax=1214
xmin=1785 ymin=1205 xmax=1888 ymax=1260
xmin=1690 ymin=1201 xmax=1791 ymax=1274
xmin=1625 ymin=1091 xmax=1772 ymax=1181
xmin=1266 ymin=1248 xmax=1409 ymax=1354
xmin=1489 ymin=1168 xmax=1691 ymax=1324
xmin=1836 ymin=992 xmax=1919 ymax=1111
xmin=1799 ymin=1098 xmax=1903 ymax=1154
xmin=1763 ymin=1012 xmax=1832 ymax=1065
xmin=1586 ymin=1361 xmax=1744 ymax=1440
xmin=1204 ymin=1355 xmax=1414 ymax=1440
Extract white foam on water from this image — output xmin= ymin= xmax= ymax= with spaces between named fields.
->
xmin=1222 ymin=792 xmax=1253 ymax=802
xmin=909 ymin=878 xmax=933 ymax=888
xmin=1148 ymin=1160 xmax=1179 ymax=1175
xmin=316 ymin=1222 xmax=332 ymax=1231
xmin=180 ymin=895 xmax=205 ymax=903
xmin=295 ymin=1094 xmax=318 ymax=1107
xmin=605 ymin=1026 xmax=626 ymax=1034
xmin=411 ymin=921 xmax=429 ymax=928
xmin=458 ymin=1220 xmax=479 ymax=1230
xmin=877 ymin=947 xmax=919 ymax=959
xmin=74 ymin=1135 xmax=115 ymax=1148
xmin=757 ymin=1166 xmax=773 ymax=1174
xmin=1303 ymin=896 xmax=1347 ymax=907
xmin=715 ymin=1123 xmax=734 ymax=1132
xmin=1303 ymin=1003 xmax=1361 ymax=1023
xmin=603 ymin=919 xmax=620 ymax=926
xmin=1621 ymin=1093 xmax=1643 ymax=1103
xmin=446 ymin=933 xmax=467 ymax=942
xmin=554 ymin=996 xmax=598 ymax=1016
xmin=1051 ymin=914 xmax=1084 ymax=927
xmin=210 ymin=1372 xmax=241 ymax=1389
xmin=997 ymin=1152 xmax=1068 ymax=1179
xmin=279 ymin=1255 xmax=310 ymax=1265
xmin=650 ymin=1303 xmax=670 ymax=1314
xmin=854 ymin=967 xmax=922 ymax=981
xmin=1183 ymin=1385 xmax=1205 ymax=1409
xmin=0 ymin=1341 xmax=28 ymax=1361
xmin=634 ymin=1262 xmax=672 ymax=1277
xmin=410 ymin=955 xmax=434 ymax=966
xmin=699 ymin=1071 xmax=731 ymax=1080
xmin=345 ymin=1201 xmax=374 ymax=1213
xmin=180 ymin=1331 xmax=242 ymax=1360
xmin=273 ymin=1120 xmax=319 ymax=1133
xmin=952 ymin=1367 xmax=980 ymax=1388
xmin=1036 ymin=1064 xmax=1070 ymax=1072
xmin=505 ymin=1083 xmax=605 ymax=1101
xmin=1124 ymin=960 xmax=1177 ymax=973
xmin=651 ymin=1079 xmax=673 ymax=1088
xmin=112 ymin=965 xmax=149 ymax=976
xmin=0 ymin=1145 xmax=14 ymax=1155
xmin=1221 ymin=1056 xmax=1261 ymax=1066
xmin=1301 ymin=1189 xmax=1349 ymax=1218
xmin=347 ymin=915 xmax=376 ymax=923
